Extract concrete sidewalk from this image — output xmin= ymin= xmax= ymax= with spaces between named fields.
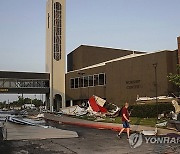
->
xmin=44 ymin=113 xmax=179 ymax=135
xmin=5 ymin=122 xmax=78 ymax=140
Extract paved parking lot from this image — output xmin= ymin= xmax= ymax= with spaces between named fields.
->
xmin=5 ymin=122 xmax=78 ymax=140
xmin=0 ymin=122 xmax=180 ymax=154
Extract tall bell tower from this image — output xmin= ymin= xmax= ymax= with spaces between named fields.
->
xmin=46 ymin=0 xmax=66 ymax=111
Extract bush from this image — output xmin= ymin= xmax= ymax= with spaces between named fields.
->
xmin=129 ymin=103 xmax=174 ymax=118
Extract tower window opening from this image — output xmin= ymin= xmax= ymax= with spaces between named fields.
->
xmin=48 ymin=13 xmax=50 ymax=28
xmin=53 ymin=2 xmax=62 ymax=61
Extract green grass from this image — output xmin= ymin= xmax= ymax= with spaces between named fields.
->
xmin=129 ymin=117 xmax=159 ymax=127
xmin=101 ymin=117 xmax=160 ymax=127
xmin=74 ymin=115 xmax=165 ymax=127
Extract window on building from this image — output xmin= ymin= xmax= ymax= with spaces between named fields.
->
xmin=70 ymin=73 xmax=106 ymax=89
xmin=84 ymin=76 xmax=88 ymax=87
xmin=88 ymin=75 xmax=93 ymax=87
xmin=94 ymin=74 xmax=99 ymax=86
xmin=70 ymin=78 xmax=75 ymax=89
xmin=99 ymin=73 xmax=105 ymax=85
xmin=75 ymin=78 xmax=79 ymax=88
xmin=79 ymin=77 xmax=84 ymax=88
xmin=48 ymin=13 xmax=50 ymax=28
xmin=53 ymin=2 xmax=62 ymax=61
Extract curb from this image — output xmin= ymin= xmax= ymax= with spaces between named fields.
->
xmin=62 ymin=121 xmax=122 ymax=132
xmin=44 ymin=118 xmax=123 ymax=132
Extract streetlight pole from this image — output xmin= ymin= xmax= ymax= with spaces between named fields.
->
xmin=153 ymin=63 xmax=158 ymax=120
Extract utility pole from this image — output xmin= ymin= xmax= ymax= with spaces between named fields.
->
xmin=153 ymin=63 xmax=158 ymax=120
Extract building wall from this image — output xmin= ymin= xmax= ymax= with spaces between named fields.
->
xmin=65 ymin=66 xmax=106 ymax=103
xmin=106 ymin=50 xmax=177 ymax=105
xmin=67 ymin=45 xmax=144 ymax=72
xmin=65 ymin=50 xmax=178 ymax=107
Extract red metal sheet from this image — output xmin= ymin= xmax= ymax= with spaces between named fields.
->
xmin=89 ymin=96 xmax=100 ymax=112
xmin=89 ymin=96 xmax=107 ymax=113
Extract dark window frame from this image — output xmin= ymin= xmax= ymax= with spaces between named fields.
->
xmin=99 ymin=73 xmax=105 ymax=86
xmin=79 ymin=77 xmax=84 ymax=88
xmin=70 ymin=78 xmax=75 ymax=89
xmin=74 ymin=77 xmax=79 ymax=89
xmin=83 ymin=76 xmax=88 ymax=87
xmin=93 ymin=74 xmax=99 ymax=86
xmin=88 ymin=75 xmax=93 ymax=87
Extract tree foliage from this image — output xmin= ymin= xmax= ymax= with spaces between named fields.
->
xmin=0 ymin=96 xmax=43 ymax=109
xmin=168 ymin=65 xmax=180 ymax=88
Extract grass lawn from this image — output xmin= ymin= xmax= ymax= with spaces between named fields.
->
xmin=100 ymin=117 xmax=161 ymax=127
xmin=75 ymin=115 xmax=165 ymax=127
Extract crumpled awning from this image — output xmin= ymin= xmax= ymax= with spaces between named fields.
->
xmin=88 ymin=96 xmax=107 ymax=113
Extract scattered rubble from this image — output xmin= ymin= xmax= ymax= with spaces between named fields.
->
xmin=166 ymin=100 xmax=180 ymax=131
xmin=87 ymin=95 xmax=120 ymax=117
xmin=60 ymin=95 xmax=121 ymax=119
xmin=136 ymin=95 xmax=178 ymax=104
xmin=94 ymin=117 xmax=106 ymax=122
xmin=172 ymin=100 xmax=180 ymax=114
xmin=141 ymin=127 xmax=158 ymax=136
xmin=60 ymin=105 xmax=87 ymax=116
xmin=156 ymin=121 xmax=167 ymax=127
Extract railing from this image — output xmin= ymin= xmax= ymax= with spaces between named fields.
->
xmin=0 ymin=79 xmax=49 ymax=88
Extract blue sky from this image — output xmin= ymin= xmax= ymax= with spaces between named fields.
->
xmin=0 ymin=0 xmax=180 ymax=101
xmin=0 ymin=0 xmax=180 ymax=73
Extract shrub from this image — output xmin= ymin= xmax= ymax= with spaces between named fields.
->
xmin=129 ymin=103 xmax=174 ymax=118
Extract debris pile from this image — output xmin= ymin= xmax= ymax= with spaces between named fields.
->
xmin=141 ymin=127 xmax=158 ymax=136
xmin=60 ymin=105 xmax=87 ymax=116
xmin=156 ymin=100 xmax=180 ymax=131
xmin=87 ymin=95 xmax=120 ymax=117
xmin=60 ymin=95 xmax=120 ymax=118
xmin=136 ymin=95 xmax=177 ymax=104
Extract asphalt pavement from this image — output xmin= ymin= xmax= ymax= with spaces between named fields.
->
xmin=0 ymin=121 xmax=180 ymax=154
xmin=44 ymin=113 xmax=179 ymax=135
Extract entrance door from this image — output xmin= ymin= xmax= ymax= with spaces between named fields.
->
xmin=54 ymin=94 xmax=62 ymax=111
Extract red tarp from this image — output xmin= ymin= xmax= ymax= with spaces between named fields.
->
xmin=89 ymin=96 xmax=107 ymax=113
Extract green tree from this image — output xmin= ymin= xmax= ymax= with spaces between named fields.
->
xmin=32 ymin=99 xmax=43 ymax=107
xmin=1 ymin=101 xmax=6 ymax=109
xmin=0 ymin=101 xmax=5 ymax=109
xmin=12 ymin=100 xmax=18 ymax=107
xmin=17 ymin=96 xmax=24 ymax=106
xmin=168 ymin=65 xmax=180 ymax=88
xmin=24 ymin=98 xmax=32 ymax=104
